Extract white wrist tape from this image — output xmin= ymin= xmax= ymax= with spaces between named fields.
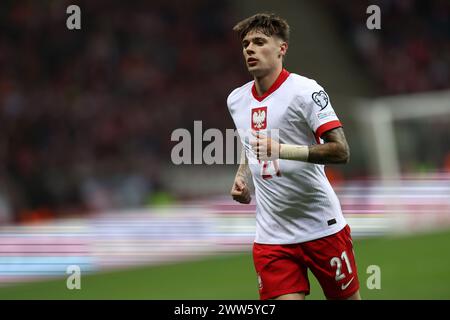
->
xmin=279 ymin=144 xmax=309 ymax=162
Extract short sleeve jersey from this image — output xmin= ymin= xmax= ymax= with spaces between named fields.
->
xmin=227 ymin=69 xmax=347 ymax=244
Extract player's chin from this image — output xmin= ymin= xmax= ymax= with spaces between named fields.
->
xmin=247 ymin=65 xmax=263 ymax=76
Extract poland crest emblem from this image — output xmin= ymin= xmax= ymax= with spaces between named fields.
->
xmin=251 ymin=106 xmax=267 ymax=130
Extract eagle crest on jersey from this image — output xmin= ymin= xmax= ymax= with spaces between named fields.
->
xmin=312 ymin=90 xmax=329 ymax=110
xmin=252 ymin=106 xmax=267 ymax=130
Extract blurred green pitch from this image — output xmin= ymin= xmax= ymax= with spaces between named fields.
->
xmin=1 ymin=229 xmax=450 ymax=299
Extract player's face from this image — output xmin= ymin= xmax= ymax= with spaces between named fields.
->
xmin=241 ymin=30 xmax=287 ymax=77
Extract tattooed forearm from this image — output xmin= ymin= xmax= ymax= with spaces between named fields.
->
xmin=307 ymin=127 xmax=350 ymax=165
xmin=236 ymin=151 xmax=252 ymax=182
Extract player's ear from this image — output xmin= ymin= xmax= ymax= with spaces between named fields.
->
xmin=279 ymin=41 xmax=288 ymax=58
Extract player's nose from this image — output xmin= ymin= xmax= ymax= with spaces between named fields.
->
xmin=245 ymin=44 xmax=255 ymax=54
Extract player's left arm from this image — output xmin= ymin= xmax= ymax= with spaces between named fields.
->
xmin=307 ymin=127 xmax=350 ymax=164
xmin=251 ymin=84 xmax=351 ymax=165
xmin=250 ymin=127 xmax=350 ymax=165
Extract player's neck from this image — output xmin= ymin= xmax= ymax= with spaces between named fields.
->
xmin=254 ymin=65 xmax=283 ymax=96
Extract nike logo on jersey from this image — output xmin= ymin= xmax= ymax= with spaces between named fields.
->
xmin=341 ymin=277 xmax=354 ymax=290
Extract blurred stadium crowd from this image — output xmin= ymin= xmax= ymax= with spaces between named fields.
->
xmin=0 ymin=0 xmax=246 ymax=222
xmin=326 ymin=0 xmax=450 ymax=94
xmin=0 ymin=0 xmax=449 ymax=223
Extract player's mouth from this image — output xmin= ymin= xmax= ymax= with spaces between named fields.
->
xmin=247 ymin=57 xmax=258 ymax=66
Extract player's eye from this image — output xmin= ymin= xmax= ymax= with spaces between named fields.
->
xmin=254 ymin=39 xmax=265 ymax=46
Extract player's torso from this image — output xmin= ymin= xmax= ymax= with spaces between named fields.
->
xmin=227 ymin=73 xmax=346 ymax=244
xmin=229 ymin=75 xmax=316 ymax=179
xmin=230 ymin=87 xmax=293 ymax=134
xmin=230 ymin=77 xmax=315 ymax=144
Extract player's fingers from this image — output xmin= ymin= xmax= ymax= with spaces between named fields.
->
xmin=257 ymin=145 xmax=268 ymax=156
xmin=257 ymin=135 xmax=259 ymax=152
xmin=235 ymin=192 xmax=251 ymax=204
xmin=231 ymin=188 xmax=242 ymax=196
xmin=258 ymin=154 xmax=268 ymax=161
xmin=233 ymin=194 xmax=249 ymax=203
xmin=235 ymin=179 xmax=246 ymax=190
xmin=251 ymin=141 xmax=259 ymax=154
xmin=266 ymin=140 xmax=271 ymax=157
xmin=232 ymin=195 xmax=242 ymax=203
xmin=242 ymin=194 xmax=251 ymax=204
xmin=251 ymin=141 xmax=263 ymax=158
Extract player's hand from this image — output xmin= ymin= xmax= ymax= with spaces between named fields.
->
xmin=230 ymin=177 xmax=252 ymax=204
xmin=250 ymin=130 xmax=280 ymax=161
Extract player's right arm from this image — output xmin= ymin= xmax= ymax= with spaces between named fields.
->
xmin=227 ymin=86 xmax=253 ymax=204
xmin=230 ymin=151 xmax=252 ymax=204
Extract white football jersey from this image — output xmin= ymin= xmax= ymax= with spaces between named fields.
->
xmin=227 ymin=69 xmax=347 ymax=244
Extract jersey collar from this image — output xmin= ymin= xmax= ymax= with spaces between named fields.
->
xmin=251 ymin=68 xmax=290 ymax=102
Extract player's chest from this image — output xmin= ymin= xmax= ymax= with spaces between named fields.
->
xmin=234 ymin=96 xmax=296 ymax=131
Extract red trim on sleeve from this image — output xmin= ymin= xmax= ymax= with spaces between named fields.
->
xmin=252 ymin=69 xmax=290 ymax=102
xmin=315 ymin=120 xmax=342 ymax=141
